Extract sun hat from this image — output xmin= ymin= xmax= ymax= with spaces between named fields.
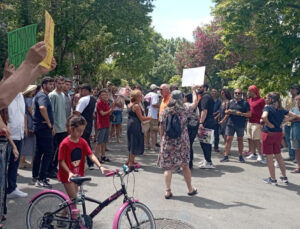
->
xmin=23 ymin=85 xmax=37 ymax=96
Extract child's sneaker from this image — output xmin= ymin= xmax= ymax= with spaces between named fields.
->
xmin=263 ymin=177 xmax=278 ymax=186
xmin=279 ymin=176 xmax=288 ymax=185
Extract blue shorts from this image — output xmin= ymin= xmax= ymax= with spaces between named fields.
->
xmin=225 ymin=125 xmax=245 ymax=137
xmin=111 ymin=110 xmax=122 ymax=125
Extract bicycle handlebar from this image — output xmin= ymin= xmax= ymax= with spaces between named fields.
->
xmin=105 ymin=164 xmax=141 ymax=177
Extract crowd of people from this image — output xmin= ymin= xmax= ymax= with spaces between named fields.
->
xmin=0 ymin=42 xmax=300 ymax=228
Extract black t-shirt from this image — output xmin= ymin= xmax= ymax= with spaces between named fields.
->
xmin=198 ymin=92 xmax=215 ymax=127
xmin=33 ymin=91 xmax=54 ymax=131
xmin=227 ymin=99 xmax=250 ymax=128
xmin=262 ymin=106 xmax=289 ymax=132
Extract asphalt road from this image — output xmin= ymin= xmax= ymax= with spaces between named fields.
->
xmin=5 ymin=116 xmax=300 ymax=229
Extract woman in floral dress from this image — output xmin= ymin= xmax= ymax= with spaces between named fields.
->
xmin=158 ymin=88 xmax=198 ymax=199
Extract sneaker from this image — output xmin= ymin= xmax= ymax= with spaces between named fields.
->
xmin=47 ymin=171 xmax=57 ymax=179
xmin=30 ymin=177 xmax=38 ymax=185
xmin=7 ymin=188 xmax=28 ymax=198
xmin=199 ymin=161 xmax=215 ymax=169
xmin=246 ymin=153 xmax=257 ymax=160
xmin=257 ymin=154 xmax=266 ymax=164
xmin=263 ymin=177 xmax=278 ymax=186
xmin=239 ymin=155 xmax=245 ymax=163
xmin=274 ymin=161 xmax=279 ymax=168
xmin=36 ymin=179 xmax=52 ymax=189
xmin=198 ymin=160 xmax=206 ymax=166
xmin=88 ymin=165 xmax=95 ymax=170
xmin=220 ymin=156 xmax=229 ymax=162
xmin=279 ymin=176 xmax=288 ymax=185
xmin=214 ymin=148 xmax=220 ymax=152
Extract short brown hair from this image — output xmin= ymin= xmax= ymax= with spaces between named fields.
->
xmin=67 ymin=115 xmax=87 ymax=128
xmin=55 ymin=76 xmax=65 ymax=82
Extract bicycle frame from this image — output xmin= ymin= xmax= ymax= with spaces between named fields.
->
xmin=29 ymin=167 xmax=140 ymax=228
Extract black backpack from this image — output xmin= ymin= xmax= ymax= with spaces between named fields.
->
xmin=165 ymin=113 xmax=182 ymax=139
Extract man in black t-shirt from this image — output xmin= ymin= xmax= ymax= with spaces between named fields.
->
xmin=32 ymin=77 xmax=55 ymax=188
xmin=198 ymin=84 xmax=216 ymax=169
xmin=219 ymin=88 xmax=251 ymax=163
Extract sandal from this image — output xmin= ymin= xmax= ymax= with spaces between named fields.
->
xmin=165 ymin=189 xmax=173 ymax=199
xmin=188 ymin=187 xmax=198 ymax=196
xmin=291 ymin=168 xmax=300 ymax=173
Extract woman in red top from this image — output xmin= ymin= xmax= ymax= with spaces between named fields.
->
xmin=58 ymin=115 xmax=111 ymax=208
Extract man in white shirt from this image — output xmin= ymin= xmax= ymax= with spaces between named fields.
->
xmin=145 ymin=84 xmax=160 ymax=150
xmin=73 ymin=84 xmax=96 ymax=169
xmin=7 ymin=93 xmax=28 ymax=198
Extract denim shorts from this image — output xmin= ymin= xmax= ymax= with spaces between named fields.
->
xmin=97 ymin=128 xmax=109 ymax=144
xmin=291 ymin=139 xmax=300 ymax=150
xmin=225 ymin=125 xmax=245 ymax=137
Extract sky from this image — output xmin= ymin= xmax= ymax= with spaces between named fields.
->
xmin=150 ymin=0 xmax=214 ymax=41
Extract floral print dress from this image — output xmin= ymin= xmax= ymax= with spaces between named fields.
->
xmin=158 ymin=104 xmax=195 ymax=170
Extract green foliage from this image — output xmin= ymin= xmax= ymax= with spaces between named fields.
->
xmin=168 ymin=75 xmax=182 ymax=86
xmin=213 ymin=0 xmax=300 ymax=94
xmin=0 ymin=0 xmax=154 ymax=81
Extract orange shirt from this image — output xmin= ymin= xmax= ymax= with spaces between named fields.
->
xmin=159 ymin=94 xmax=171 ymax=118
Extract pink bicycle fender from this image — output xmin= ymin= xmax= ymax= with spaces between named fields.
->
xmin=30 ymin=189 xmax=73 ymax=208
xmin=112 ymin=199 xmax=139 ymax=229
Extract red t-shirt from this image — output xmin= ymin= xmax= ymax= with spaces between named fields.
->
xmin=248 ymin=97 xmax=265 ymax=123
xmin=57 ymin=137 xmax=93 ymax=183
xmin=96 ymin=100 xmax=110 ymax=129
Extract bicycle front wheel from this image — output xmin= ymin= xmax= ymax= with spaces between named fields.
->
xmin=117 ymin=202 xmax=156 ymax=229
xmin=26 ymin=192 xmax=72 ymax=229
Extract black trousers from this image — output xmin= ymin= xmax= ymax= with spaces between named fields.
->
xmin=82 ymin=130 xmax=93 ymax=167
xmin=48 ymin=132 xmax=67 ymax=174
xmin=214 ymin=123 xmax=220 ymax=150
xmin=7 ymin=140 xmax=22 ymax=193
xmin=199 ymin=120 xmax=216 ymax=163
xmin=188 ymin=125 xmax=199 ymax=169
xmin=32 ymin=128 xmax=54 ymax=180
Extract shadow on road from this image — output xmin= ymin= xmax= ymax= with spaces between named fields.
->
xmin=172 ymin=195 xmax=264 ymax=210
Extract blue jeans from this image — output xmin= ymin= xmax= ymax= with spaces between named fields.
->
xmin=284 ymin=125 xmax=295 ymax=160
xmin=7 ymin=140 xmax=23 ymax=194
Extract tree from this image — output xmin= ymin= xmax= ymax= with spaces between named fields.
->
xmin=175 ymin=20 xmax=232 ymax=89
xmin=0 ymin=0 xmax=155 ymax=81
xmin=213 ymin=0 xmax=300 ymax=94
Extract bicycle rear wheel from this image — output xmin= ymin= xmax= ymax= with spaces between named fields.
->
xmin=117 ymin=202 xmax=156 ymax=229
xmin=26 ymin=192 xmax=72 ymax=229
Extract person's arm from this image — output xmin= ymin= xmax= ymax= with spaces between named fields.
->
xmin=287 ymin=111 xmax=300 ymax=121
xmin=190 ymin=88 xmax=199 ymax=110
xmin=219 ymin=114 xmax=229 ymax=124
xmin=236 ymin=101 xmax=252 ymax=118
xmin=0 ymin=42 xmax=56 ymax=109
xmin=7 ymin=135 xmax=19 ymax=161
xmin=199 ymin=109 xmax=207 ymax=129
xmin=133 ymin=104 xmax=152 ymax=122
xmin=88 ymin=154 xmax=112 ymax=174
xmin=40 ymin=106 xmax=52 ymax=128
xmin=261 ymin=111 xmax=274 ymax=128
xmin=0 ymin=116 xmax=10 ymax=137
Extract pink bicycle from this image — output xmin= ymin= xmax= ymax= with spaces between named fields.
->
xmin=26 ymin=165 xmax=156 ymax=229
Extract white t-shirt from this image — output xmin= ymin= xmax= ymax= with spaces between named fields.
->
xmin=76 ymin=95 xmax=90 ymax=114
xmin=8 ymin=93 xmax=25 ymax=140
xmin=147 ymin=92 xmax=159 ymax=119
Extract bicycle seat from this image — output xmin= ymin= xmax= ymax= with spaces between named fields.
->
xmin=70 ymin=176 xmax=91 ymax=186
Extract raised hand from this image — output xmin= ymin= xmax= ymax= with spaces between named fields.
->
xmin=24 ymin=41 xmax=47 ymax=66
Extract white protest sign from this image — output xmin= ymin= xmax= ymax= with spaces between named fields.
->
xmin=182 ymin=66 xmax=206 ymax=87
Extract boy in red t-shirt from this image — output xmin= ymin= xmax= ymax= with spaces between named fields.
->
xmin=95 ymin=90 xmax=114 ymax=162
xmin=58 ymin=115 xmax=110 ymax=208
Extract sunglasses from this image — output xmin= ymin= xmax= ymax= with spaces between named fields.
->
xmin=234 ymin=92 xmax=242 ymax=95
